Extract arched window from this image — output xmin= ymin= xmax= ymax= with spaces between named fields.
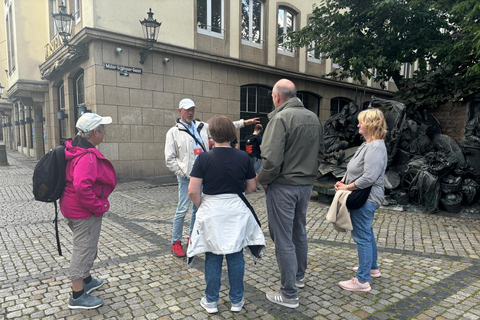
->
xmin=239 ymin=85 xmax=272 ymax=148
xmin=297 ymin=91 xmax=321 ymax=116
xmin=330 ymin=97 xmax=352 ymax=116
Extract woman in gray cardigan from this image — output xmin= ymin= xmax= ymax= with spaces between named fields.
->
xmin=334 ymin=108 xmax=388 ymax=292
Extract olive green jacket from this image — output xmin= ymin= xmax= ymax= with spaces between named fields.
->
xmin=258 ymin=97 xmax=325 ymax=186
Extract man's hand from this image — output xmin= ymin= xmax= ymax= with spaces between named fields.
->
xmin=244 ymin=118 xmax=260 ymax=126
xmin=262 ymin=184 xmax=268 ymax=190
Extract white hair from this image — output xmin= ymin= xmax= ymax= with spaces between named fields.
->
xmin=77 ymin=124 xmax=103 ymax=138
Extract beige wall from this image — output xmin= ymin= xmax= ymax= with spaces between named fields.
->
xmin=6 ymin=1 xmax=48 ymax=83
xmin=0 ymin=3 xmax=7 ymax=89
xmin=89 ymin=0 xmax=195 ymax=49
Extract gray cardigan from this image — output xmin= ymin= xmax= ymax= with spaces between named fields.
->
xmin=343 ymin=140 xmax=387 ymax=206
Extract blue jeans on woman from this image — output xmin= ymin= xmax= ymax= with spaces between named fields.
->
xmin=205 ymin=250 xmax=244 ymax=304
xmin=350 ymin=201 xmax=379 ymax=283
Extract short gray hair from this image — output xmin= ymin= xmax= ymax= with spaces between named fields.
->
xmin=78 ymin=124 xmax=103 ymax=138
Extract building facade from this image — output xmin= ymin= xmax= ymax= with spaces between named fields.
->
xmin=1 ymin=0 xmax=398 ymax=179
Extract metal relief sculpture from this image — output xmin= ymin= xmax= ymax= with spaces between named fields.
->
xmin=315 ymin=96 xmax=480 ymax=214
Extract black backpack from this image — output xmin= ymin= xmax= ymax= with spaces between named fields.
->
xmin=245 ymin=134 xmax=256 ymax=156
xmin=33 ymin=145 xmax=67 ymax=256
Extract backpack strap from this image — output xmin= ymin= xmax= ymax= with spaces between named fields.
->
xmin=208 ymin=150 xmax=261 ymax=227
xmin=177 ymin=121 xmax=207 ymax=152
xmin=53 ymin=201 xmax=62 ymax=256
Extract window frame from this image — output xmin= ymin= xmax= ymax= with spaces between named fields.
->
xmin=403 ymin=62 xmax=412 ymax=78
xmin=51 ymin=0 xmax=58 ymax=37
xmin=74 ymin=71 xmax=85 ymax=123
xmin=6 ymin=6 xmax=16 ymax=73
xmin=197 ymin=0 xmax=225 ymax=39
xmin=58 ymin=83 xmax=68 ymax=142
xmin=74 ymin=0 xmax=81 ymax=24
xmin=307 ymin=40 xmax=322 ymax=63
xmin=277 ymin=6 xmax=296 ymax=56
xmin=241 ymin=0 xmax=263 ymax=49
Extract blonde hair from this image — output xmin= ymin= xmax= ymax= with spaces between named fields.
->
xmin=358 ymin=108 xmax=387 ymax=140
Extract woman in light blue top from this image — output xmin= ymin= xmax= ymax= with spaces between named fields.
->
xmin=334 ymin=108 xmax=388 ymax=292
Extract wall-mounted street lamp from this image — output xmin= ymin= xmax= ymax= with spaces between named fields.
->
xmin=52 ymin=4 xmax=74 ymax=48
xmin=77 ymin=104 xmax=91 ymax=118
xmin=0 ymin=83 xmax=4 ymax=98
xmin=139 ymin=8 xmax=162 ymax=64
xmin=57 ymin=109 xmax=68 ymax=120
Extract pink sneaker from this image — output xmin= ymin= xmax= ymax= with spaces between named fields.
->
xmin=339 ymin=277 xmax=371 ymax=292
xmin=352 ymin=267 xmax=381 ymax=278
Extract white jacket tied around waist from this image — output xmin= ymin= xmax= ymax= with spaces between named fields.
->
xmin=187 ymin=193 xmax=266 ymax=262
xmin=165 ymin=120 xmax=246 ymax=178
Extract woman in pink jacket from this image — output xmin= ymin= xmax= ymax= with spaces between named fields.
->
xmin=60 ymin=113 xmax=117 ymax=309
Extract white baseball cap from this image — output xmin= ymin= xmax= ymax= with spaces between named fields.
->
xmin=76 ymin=113 xmax=112 ymax=133
xmin=178 ymin=98 xmax=197 ymax=110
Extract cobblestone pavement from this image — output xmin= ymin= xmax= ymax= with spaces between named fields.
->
xmin=1 ymin=149 xmax=480 ymax=320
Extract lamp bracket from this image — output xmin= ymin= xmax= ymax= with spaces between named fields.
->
xmin=139 ymin=46 xmax=153 ymax=65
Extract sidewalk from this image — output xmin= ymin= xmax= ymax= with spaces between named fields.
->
xmin=1 ymin=149 xmax=480 ymax=320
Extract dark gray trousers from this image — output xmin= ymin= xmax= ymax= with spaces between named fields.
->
xmin=266 ymin=182 xmax=312 ymax=299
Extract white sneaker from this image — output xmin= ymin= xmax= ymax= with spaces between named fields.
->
xmin=295 ymin=278 xmax=305 ymax=288
xmin=231 ymin=298 xmax=244 ymax=312
xmin=200 ymin=297 xmax=218 ymax=313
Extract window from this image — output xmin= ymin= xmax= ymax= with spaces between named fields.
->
xmin=74 ymin=0 xmax=81 ymax=24
xmin=6 ymin=6 xmax=16 ymax=72
xmin=307 ymin=18 xmax=321 ymax=62
xmin=307 ymin=41 xmax=321 ymax=62
xmin=28 ymin=106 xmax=34 ymax=147
xmin=297 ymin=92 xmax=321 ymax=116
xmin=330 ymin=97 xmax=351 ymax=116
xmin=74 ymin=71 xmax=85 ymax=123
xmin=277 ymin=7 xmax=295 ymax=54
xmin=58 ymin=83 xmax=68 ymax=142
xmin=241 ymin=0 xmax=263 ymax=47
xmin=403 ymin=63 xmax=411 ymax=78
xmin=51 ymin=0 xmax=57 ymax=36
xmin=240 ymin=85 xmax=272 ymax=149
xmin=197 ymin=0 xmax=224 ymax=38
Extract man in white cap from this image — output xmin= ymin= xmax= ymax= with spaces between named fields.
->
xmin=165 ymin=98 xmax=258 ymax=257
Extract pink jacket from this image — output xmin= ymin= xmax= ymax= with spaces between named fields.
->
xmin=60 ymin=140 xmax=117 ymax=220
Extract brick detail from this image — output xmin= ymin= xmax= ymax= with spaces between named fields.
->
xmin=430 ymin=102 xmax=467 ymax=142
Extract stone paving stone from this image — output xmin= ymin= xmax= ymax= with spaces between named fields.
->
xmin=2 ymin=150 xmax=480 ymax=319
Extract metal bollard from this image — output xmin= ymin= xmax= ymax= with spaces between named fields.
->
xmin=0 ymin=144 xmax=9 ymax=166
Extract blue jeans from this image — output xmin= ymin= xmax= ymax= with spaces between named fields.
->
xmin=350 ymin=201 xmax=379 ymax=283
xmin=205 ymin=250 xmax=244 ymax=304
xmin=249 ymin=157 xmax=261 ymax=174
xmin=265 ymin=182 xmax=312 ymax=299
xmin=172 ymin=175 xmax=197 ymax=243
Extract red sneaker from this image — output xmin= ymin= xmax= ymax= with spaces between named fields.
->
xmin=172 ymin=241 xmax=186 ymax=257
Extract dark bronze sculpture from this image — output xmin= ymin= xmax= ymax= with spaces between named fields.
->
xmin=315 ymin=96 xmax=480 ymax=214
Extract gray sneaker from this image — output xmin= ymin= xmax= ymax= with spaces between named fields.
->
xmin=84 ymin=278 xmax=104 ymax=294
xmin=231 ymin=298 xmax=244 ymax=312
xmin=200 ymin=297 xmax=218 ymax=313
xmin=68 ymin=292 xmax=103 ymax=309
xmin=266 ymin=291 xmax=299 ymax=308
xmin=295 ymin=278 xmax=305 ymax=289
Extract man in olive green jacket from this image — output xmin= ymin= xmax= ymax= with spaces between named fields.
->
xmin=259 ymin=79 xmax=324 ymax=309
